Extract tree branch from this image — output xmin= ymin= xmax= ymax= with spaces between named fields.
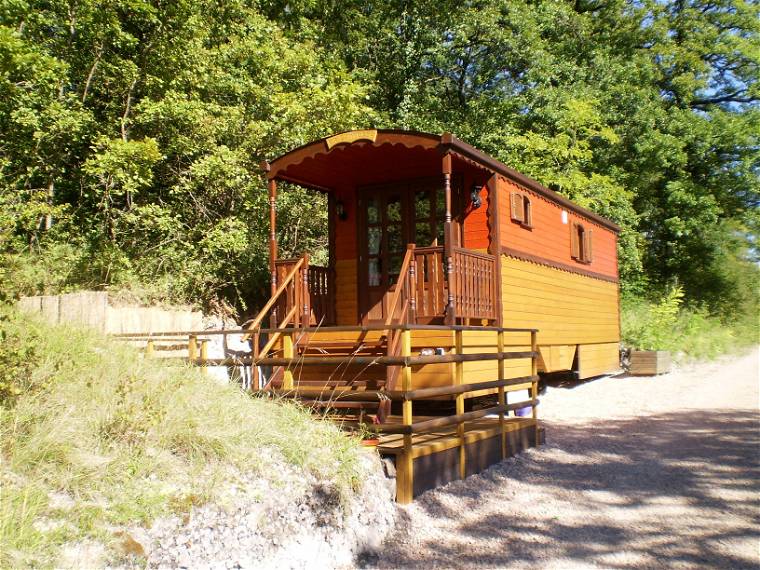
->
xmin=690 ymin=90 xmax=758 ymax=107
xmin=82 ymin=43 xmax=104 ymax=104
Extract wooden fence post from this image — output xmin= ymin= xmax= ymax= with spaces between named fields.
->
xmin=455 ymin=328 xmax=465 ymax=479
xmin=200 ymin=339 xmax=209 ymax=373
xmin=399 ymin=327 xmax=414 ymax=503
xmin=145 ymin=339 xmax=154 ymax=358
xmin=497 ymin=330 xmax=506 ymax=459
xmin=188 ymin=335 xmax=197 ymax=363
xmin=531 ymin=330 xmax=539 ymax=446
xmin=283 ymin=330 xmax=294 ymax=390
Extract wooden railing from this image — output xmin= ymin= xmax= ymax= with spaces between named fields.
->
xmin=411 ymin=246 xmax=447 ymax=319
xmin=400 ymin=245 xmax=498 ymax=323
xmin=382 ymin=246 xmax=416 ymax=420
xmin=451 ymin=246 xmax=498 ymax=321
xmin=308 ymin=265 xmax=334 ymax=326
xmin=274 ymin=256 xmax=334 ymax=328
xmin=256 ymin=325 xmax=540 ymax=504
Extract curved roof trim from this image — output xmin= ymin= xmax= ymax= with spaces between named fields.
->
xmin=264 ymin=129 xmax=620 ymax=233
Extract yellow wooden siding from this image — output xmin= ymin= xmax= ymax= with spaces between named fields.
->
xmin=502 ymin=256 xmax=620 ymax=346
xmin=410 ymin=329 xmax=532 ymax=396
xmin=335 ymin=259 xmax=358 ymax=325
xmin=577 ymin=342 xmax=620 ymax=379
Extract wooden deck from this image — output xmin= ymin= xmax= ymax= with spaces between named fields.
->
xmin=115 ymin=323 xmax=543 ymax=502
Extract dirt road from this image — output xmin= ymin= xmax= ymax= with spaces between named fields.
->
xmin=366 ymin=348 xmax=760 ymax=569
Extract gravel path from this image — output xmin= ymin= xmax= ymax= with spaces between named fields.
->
xmin=366 ymin=348 xmax=760 ymax=569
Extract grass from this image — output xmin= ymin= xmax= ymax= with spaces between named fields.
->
xmin=0 ymin=306 xmax=364 ymax=568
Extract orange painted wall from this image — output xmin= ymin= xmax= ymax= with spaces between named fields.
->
xmin=461 ymin=176 xmax=491 ymax=251
xmin=497 ymin=177 xmax=618 ymax=279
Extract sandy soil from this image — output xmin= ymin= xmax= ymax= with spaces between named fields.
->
xmin=365 ymin=348 xmax=760 ymax=569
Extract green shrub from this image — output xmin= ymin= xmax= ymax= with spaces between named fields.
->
xmin=622 ymin=289 xmax=758 ymax=361
xmin=0 ymin=309 xmax=41 ymax=405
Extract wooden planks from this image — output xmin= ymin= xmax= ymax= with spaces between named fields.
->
xmin=496 ymin=176 xmax=619 ymax=279
xmin=501 ymin=256 xmax=620 ymax=346
xmin=629 ymin=350 xmax=671 ymax=376
xmin=335 ymin=259 xmax=358 ymax=325
xmin=577 ymin=342 xmax=621 ymax=379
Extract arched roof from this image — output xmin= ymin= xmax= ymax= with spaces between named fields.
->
xmin=262 ymin=129 xmax=619 ymax=232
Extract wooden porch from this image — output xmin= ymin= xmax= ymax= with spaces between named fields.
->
xmin=271 ymin=243 xmax=499 ymax=329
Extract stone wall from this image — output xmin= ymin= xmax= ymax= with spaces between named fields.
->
xmin=17 ymin=292 xmax=204 ymax=334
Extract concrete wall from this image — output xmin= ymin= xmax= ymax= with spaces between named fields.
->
xmin=17 ymin=292 xmax=204 ymax=334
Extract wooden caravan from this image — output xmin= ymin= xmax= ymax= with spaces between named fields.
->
xmin=251 ymin=129 xmax=621 ymax=501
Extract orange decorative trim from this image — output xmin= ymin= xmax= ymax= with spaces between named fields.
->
xmin=501 ymin=247 xmax=618 ymax=283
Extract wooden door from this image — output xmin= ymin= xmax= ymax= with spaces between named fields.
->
xmin=359 ymin=186 xmax=411 ymax=322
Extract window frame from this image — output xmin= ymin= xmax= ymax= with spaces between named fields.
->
xmin=571 ymin=221 xmax=593 ymax=264
xmin=510 ymin=191 xmax=533 ymax=229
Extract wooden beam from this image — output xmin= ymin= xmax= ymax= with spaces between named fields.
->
xmin=375 ymin=401 xmax=538 ymax=434
xmin=455 ymin=329 xmax=465 ymax=479
xmin=400 ymin=328 xmax=414 ymax=504
xmin=498 ymin=330 xmax=506 ymax=459
xmin=268 ymin=178 xmax=278 ymax=298
xmin=254 ymin=351 xmax=537 ymax=367
xmin=531 ymin=330 xmax=540 ymax=446
xmin=111 ymin=323 xmax=538 ymax=337
xmin=282 ymin=330 xmax=294 ymax=390
xmin=443 ymin=152 xmax=456 ymax=325
xmin=487 ymin=176 xmax=504 ymax=326
xmin=401 ymin=375 xmax=539 ymax=400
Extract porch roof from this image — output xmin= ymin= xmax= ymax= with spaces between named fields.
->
xmin=263 ymin=129 xmax=620 ymax=232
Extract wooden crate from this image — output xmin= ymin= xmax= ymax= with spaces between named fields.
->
xmin=629 ymin=350 xmax=671 ymax=375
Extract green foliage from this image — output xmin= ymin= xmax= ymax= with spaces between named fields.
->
xmin=0 ymin=308 xmax=39 ymax=405
xmin=622 ymin=290 xmax=758 ymax=359
xmin=623 ymin=286 xmax=684 ymax=350
xmin=0 ymin=307 xmax=363 ymax=567
xmin=0 ymin=0 xmax=757 ymax=321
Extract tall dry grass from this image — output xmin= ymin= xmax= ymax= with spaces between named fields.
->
xmin=0 ymin=307 xmax=363 ymax=568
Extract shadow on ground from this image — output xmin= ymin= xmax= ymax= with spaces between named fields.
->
xmin=363 ymin=409 xmax=760 ymax=569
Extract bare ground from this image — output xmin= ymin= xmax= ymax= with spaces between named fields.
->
xmin=365 ymin=348 xmax=760 ymax=569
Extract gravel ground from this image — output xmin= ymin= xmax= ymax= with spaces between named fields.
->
xmin=365 ymin=348 xmax=760 ymax=569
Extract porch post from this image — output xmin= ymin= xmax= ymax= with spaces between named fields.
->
xmin=268 ymin=177 xmax=278 ymax=296
xmin=443 ymin=152 xmax=456 ymax=325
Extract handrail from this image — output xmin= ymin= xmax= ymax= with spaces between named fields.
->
xmin=245 ymin=255 xmax=306 ymax=335
xmin=254 ymin=351 xmax=537 ymax=366
xmin=257 ymin=304 xmax=299 ymax=359
xmin=373 ymin=400 xmax=539 ymax=435
xmin=112 ymin=324 xmax=538 ymax=338
xmin=451 ymin=245 xmax=496 ymax=261
xmin=263 ymin=375 xmax=539 ymax=401
xmin=384 ymin=244 xmax=415 ymax=327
